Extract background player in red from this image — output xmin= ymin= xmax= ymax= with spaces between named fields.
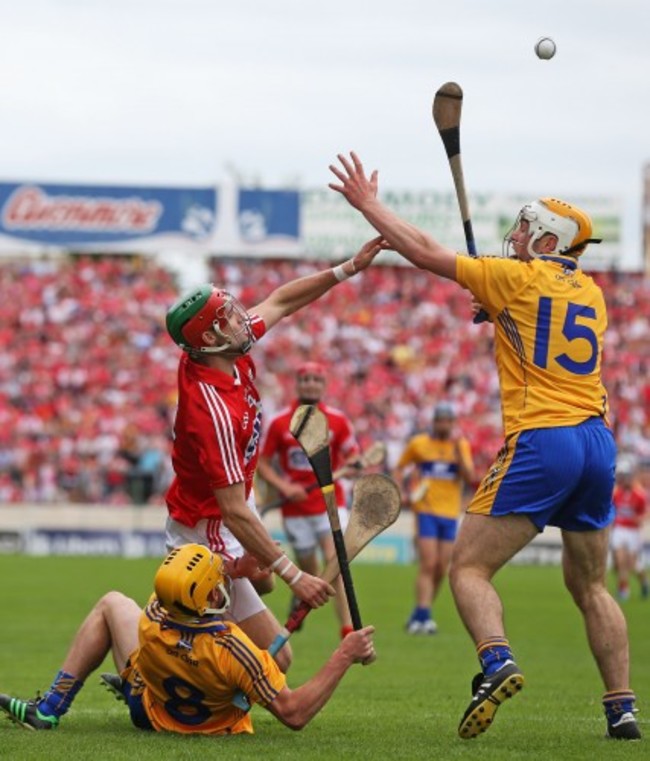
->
xmin=611 ymin=455 xmax=648 ymax=600
xmin=0 ymin=544 xmax=376 ymax=733
xmin=257 ymin=361 xmax=361 ymax=638
xmin=163 ymin=236 xmax=383 ymax=671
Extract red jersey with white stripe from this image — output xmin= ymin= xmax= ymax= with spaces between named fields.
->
xmin=612 ymin=484 xmax=647 ymax=530
xmin=260 ymin=401 xmax=359 ymax=517
xmin=166 ymin=317 xmax=266 ymax=529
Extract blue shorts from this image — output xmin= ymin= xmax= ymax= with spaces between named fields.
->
xmin=417 ymin=513 xmax=458 ymax=542
xmin=122 ymin=662 xmax=154 ymax=731
xmin=468 ymin=417 xmax=616 ymax=532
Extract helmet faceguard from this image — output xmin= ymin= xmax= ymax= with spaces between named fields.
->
xmin=504 ymin=198 xmax=602 ymax=259
xmin=166 ymin=284 xmax=254 ymax=357
xmin=154 ymin=544 xmax=231 ymax=618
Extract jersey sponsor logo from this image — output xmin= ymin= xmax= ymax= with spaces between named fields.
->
xmin=420 ymin=460 xmax=458 ymax=480
xmin=165 ymin=647 xmax=199 ymax=668
xmin=554 ymin=269 xmax=582 ymax=288
xmin=288 ymin=446 xmax=311 ymax=471
xmin=243 ymin=404 xmax=263 ymax=465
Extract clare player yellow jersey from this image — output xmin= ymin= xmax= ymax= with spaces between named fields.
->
xmin=456 ymin=255 xmax=609 ymax=438
xmin=397 ymin=435 xmax=472 ymax=519
xmin=121 ymin=597 xmax=286 ymax=735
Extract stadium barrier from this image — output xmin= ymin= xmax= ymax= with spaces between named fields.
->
xmin=3 ymin=504 xmax=646 ymax=566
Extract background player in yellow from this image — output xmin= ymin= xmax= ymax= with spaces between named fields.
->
xmin=394 ymin=401 xmax=474 ymax=634
xmin=0 ymin=544 xmax=375 ymax=734
xmin=330 ymin=151 xmax=640 ymax=741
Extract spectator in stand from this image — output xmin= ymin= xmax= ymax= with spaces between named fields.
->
xmin=2 ymin=254 xmax=650 ymax=508
xmin=257 ymin=361 xmax=361 ymax=639
xmin=393 ymin=401 xmax=474 ymax=635
xmin=611 ymin=455 xmax=649 ymax=600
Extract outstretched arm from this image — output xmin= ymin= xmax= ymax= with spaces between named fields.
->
xmin=329 ymin=152 xmax=459 ymax=282
xmin=253 ymin=235 xmax=384 ymax=331
xmin=263 ymin=625 xmax=376 ymax=730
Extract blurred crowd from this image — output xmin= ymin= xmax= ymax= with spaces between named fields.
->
xmin=0 ymin=254 xmax=648 ymax=505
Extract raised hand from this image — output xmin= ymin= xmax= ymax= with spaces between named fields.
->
xmin=329 ymin=152 xmax=378 ymax=211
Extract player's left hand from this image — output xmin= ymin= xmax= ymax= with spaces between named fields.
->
xmin=350 ymin=235 xmax=387 ymax=273
xmin=339 ymin=625 xmax=376 ymax=665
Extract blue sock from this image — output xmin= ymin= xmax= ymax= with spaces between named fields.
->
xmin=38 ymin=671 xmax=84 ymax=718
xmin=603 ymin=690 xmax=636 ymax=722
xmin=476 ymin=637 xmax=514 ymax=677
xmin=414 ymin=607 xmax=431 ymax=623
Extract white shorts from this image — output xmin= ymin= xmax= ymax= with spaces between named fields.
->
xmin=164 ymin=496 xmax=266 ymax=623
xmin=611 ymin=526 xmax=642 ymax=554
xmin=283 ymin=508 xmax=349 ymax=555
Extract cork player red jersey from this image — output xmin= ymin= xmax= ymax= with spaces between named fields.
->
xmin=612 ymin=484 xmax=647 ymax=530
xmin=260 ymin=401 xmax=359 ymax=517
xmin=166 ymin=316 xmax=266 ymax=528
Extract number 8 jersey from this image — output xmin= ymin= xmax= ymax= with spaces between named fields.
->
xmin=457 ymin=254 xmax=608 ymax=436
xmin=121 ymin=597 xmax=286 ymax=735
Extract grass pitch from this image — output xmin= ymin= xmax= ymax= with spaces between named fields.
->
xmin=0 ymin=555 xmax=647 ymax=760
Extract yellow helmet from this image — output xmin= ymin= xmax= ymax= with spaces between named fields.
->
xmin=515 ymin=198 xmax=602 ymax=257
xmin=154 ymin=544 xmax=230 ymax=617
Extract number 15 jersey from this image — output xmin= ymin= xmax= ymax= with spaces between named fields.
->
xmin=456 ymin=254 xmax=608 ymax=437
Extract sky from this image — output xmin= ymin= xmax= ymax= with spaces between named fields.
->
xmin=0 ymin=0 xmax=649 ymax=257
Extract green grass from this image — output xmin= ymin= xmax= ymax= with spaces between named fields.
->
xmin=0 ymin=556 xmax=647 ymax=760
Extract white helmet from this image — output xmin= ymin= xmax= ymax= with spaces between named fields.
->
xmin=505 ymin=197 xmax=601 ymax=259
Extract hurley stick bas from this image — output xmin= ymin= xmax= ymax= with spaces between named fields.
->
xmin=289 ymin=404 xmax=363 ymax=629
xmin=268 ymin=472 xmax=401 ymax=656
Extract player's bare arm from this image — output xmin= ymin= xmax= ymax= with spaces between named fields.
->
xmin=253 ymin=235 xmax=384 ymax=330
xmin=263 ymin=625 xmax=376 ymax=730
xmin=214 ymin=481 xmax=334 ymax=607
xmin=329 ymin=151 xmax=459 ymax=281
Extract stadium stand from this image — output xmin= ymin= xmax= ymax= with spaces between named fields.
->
xmin=0 ymin=255 xmax=648 ymax=504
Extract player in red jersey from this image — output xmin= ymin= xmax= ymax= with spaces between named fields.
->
xmin=611 ymin=456 xmax=648 ymax=600
xmin=257 ymin=361 xmax=361 ymax=638
xmin=163 ymin=236 xmax=383 ymax=670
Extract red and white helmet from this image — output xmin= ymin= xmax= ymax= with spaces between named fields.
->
xmin=166 ymin=284 xmax=254 ymax=356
